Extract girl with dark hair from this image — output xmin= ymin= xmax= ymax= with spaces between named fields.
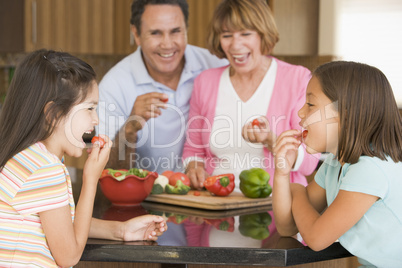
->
xmin=273 ymin=61 xmax=402 ymax=267
xmin=0 ymin=49 xmax=166 ymax=267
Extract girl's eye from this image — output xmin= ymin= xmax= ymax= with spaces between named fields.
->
xmin=306 ymin=102 xmax=314 ymax=107
xmin=88 ymin=107 xmax=96 ymax=111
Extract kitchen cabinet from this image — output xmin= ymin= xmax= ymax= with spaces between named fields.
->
xmin=272 ymin=0 xmax=319 ymax=56
xmin=0 ymin=0 xmax=134 ymax=55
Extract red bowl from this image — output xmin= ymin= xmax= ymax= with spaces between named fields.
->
xmin=99 ymin=172 xmax=158 ymax=206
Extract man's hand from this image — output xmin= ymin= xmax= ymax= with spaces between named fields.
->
xmin=130 ymin=92 xmax=169 ymax=130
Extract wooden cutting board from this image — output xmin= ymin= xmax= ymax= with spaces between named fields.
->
xmin=141 ymin=201 xmax=272 ymax=218
xmin=145 ymin=190 xmax=272 ymax=210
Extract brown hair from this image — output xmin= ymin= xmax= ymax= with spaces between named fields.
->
xmin=130 ymin=0 xmax=189 ymax=35
xmin=0 ymin=49 xmax=96 ymax=169
xmin=207 ymin=0 xmax=279 ymax=59
xmin=313 ymin=61 xmax=402 ymax=164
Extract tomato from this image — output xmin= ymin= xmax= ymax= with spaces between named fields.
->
xmin=169 ymin=172 xmax=190 ymax=187
xmin=162 ymin=170 xmax=174 ymax=178
xmin=114 ymin=172 xmax=123 ymax=177
xmin=91 ymin=136 xmax=105 ymax=148
xmin=161 ymin=98 xmax=169 ymax=103
xmin=101 ymin=169 xmax=110 ymax=177
xmin=193 ymin=191 xmax=201 ymax=196
xmin=251 ymin=119 xmax=261 ymax=127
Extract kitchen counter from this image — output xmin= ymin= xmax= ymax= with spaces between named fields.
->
xmin=68 ymin=167 xmax=354 ymax=267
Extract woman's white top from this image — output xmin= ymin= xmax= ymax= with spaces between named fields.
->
xmin=209 ymin=59 xmax=277 ymax=192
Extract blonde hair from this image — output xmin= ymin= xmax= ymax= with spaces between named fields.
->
xmin=207 ymin=0 xmax=279 ymax=58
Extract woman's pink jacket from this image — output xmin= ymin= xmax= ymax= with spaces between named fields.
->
xmin=182 ymin=57 xmax=320 ymax=186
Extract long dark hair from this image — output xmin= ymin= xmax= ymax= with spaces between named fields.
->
xmin=0 ymin=49 xmax=96 ymax=170
xmin=314 ymin=61 xmax=402 ymax=164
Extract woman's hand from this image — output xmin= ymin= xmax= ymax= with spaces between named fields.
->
xmin=185 ymin=161 xmax=209 ymax=190
xmin=273 ymin=129 xmax=301 ymax=177
xmin=242 ymin=117 xmax=277 ymax=151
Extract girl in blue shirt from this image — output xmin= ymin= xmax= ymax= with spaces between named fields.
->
xmin=273 ymin=61 xmax=402 ymax=267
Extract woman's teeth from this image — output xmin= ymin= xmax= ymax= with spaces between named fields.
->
xmin=232 ymin=54 xmax=248 ymax=63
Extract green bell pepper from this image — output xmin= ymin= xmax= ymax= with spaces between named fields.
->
xmin=239 ymin=168 xmax=272 ymax=198
xmin=239 ymin=212 xmax=272 ymax=240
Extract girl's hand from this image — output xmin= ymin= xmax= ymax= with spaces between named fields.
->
xmin=242 ymin=117 xmax=277 ymax=151
xmin=121 ymin=215 xmax=167 ymax=241
xmin=273 ymin=129 xmax=301 ymax=176
xmin=84 ymin=135 xmax=112 ymax=181
xmin=185 ymin=161 xmax=209 ymax=190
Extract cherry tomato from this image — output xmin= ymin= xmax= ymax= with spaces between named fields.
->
xmin=251 ymin=119 xmax=261 ymax=127
xmin=162 ymin=170 xmax=174 ymax=178
xmin=302 ymin=130 xmax=308 ymax=140
xmin=91 ymin=136 xmax=105 ymax=148
xmin=193 ymin=191 xmax=201 ymax=196
xmin=169 ymin=172 xmax=191 ymax=187
xmin=101 ymin=169 xmax=109 ymax=177
xmin=161 ymin=98 xmax=169 ymax=103
xmin=114 ymin=172 xmax=123 ymax=177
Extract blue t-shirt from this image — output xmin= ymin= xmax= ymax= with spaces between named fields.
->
xmin=315 ymin=154 xmax=402 ymax=267
xmin=97 ymin=45 xmax=228 ymax=173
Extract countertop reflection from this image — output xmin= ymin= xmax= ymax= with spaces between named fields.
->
xmin=68 ymin=167 xmax=351 ymax=266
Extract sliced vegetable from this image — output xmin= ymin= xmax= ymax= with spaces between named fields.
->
xmin=162 ymin=170 xmax=174 ymax=179
xmin=239 ymin=168 xmax=272 ymax=198
xmin=105 ymin=168 xmax=128 ymax=181
xmin=126 ymin=168 xmax=149 ymax=178
xmin=251 ymin=119 xmax=261 ymax=127
xmin=204 ymin=174 xmax=235 ymax=196
xmin=151 ymin=175 xmax=169 ymax=194
xmin=101 ymin=168 xmax=156 ymax=182
xmin=91 ymin=136 xmax=105 ymax=148
xmin=165 ymin=180 xmax=191 ymax=195
xmin=169 ymin=172 xmax=190 ymax=187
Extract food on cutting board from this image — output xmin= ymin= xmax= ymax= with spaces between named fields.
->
xmin=151 ymin=171 xmax=191 ymax=195
xmin=204 ymin=174 xmax=235 ymax=196
xmin=168 ymin=172 xmax=191 ymax=187
xmin=239 ymin=168 xmax=272 ymax=198
xmin=151 ymin=175 xmax=169 ymax=194
xmin=165 ymin=180 xmax=191 ymax=195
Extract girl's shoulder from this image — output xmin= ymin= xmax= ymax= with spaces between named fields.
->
xmin=7 ymin=142 xmax=63 ymax=176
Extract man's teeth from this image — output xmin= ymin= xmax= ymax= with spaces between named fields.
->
xmin=160 ymin=52 xmax=174 ymax=58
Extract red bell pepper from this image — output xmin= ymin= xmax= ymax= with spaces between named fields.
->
xmin=204 ymin=174 xmax=235 ymax=196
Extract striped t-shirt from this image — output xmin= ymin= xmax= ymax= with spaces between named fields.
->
xmin=0 ymin=142 xmax=75 ymax=267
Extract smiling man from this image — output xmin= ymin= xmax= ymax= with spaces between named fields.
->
xmin=97 ymin=0 xmax=227 ymax=173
